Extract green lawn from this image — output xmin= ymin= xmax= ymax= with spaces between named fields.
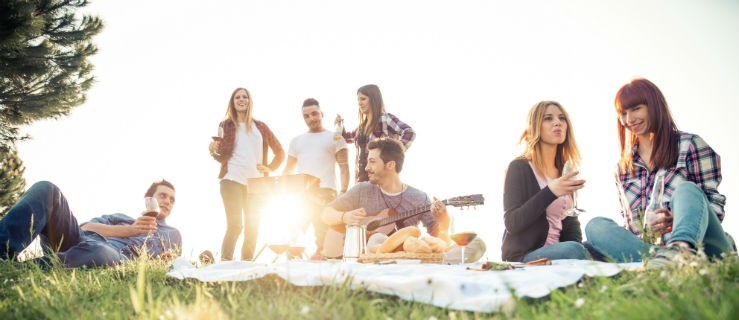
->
xmin=1 ymin=254 xmax=737 ymax=319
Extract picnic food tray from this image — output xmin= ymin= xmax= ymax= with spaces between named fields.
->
xmin=358 ymin=252 xmax=444 ymax=264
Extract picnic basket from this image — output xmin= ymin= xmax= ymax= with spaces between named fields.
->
xmin=358 ymin=252 xmax=444 ymax=264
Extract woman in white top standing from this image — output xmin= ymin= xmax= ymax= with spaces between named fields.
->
xmin=209 ymin=88 xmax=284 ymax=261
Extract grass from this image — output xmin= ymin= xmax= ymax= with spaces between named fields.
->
xmin=1 ymin=254 xmax=737 ymax=319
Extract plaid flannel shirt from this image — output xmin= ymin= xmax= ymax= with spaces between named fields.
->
xmin=344 ymin=112 xmax=416 ymax=149
xmin=616 ymin=131 xmax=725 ymax=239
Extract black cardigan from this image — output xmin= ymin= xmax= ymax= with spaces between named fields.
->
xmin=501 ymin=158 xmax=582 ymax=262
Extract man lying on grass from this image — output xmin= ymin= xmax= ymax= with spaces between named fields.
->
xmin=0 ymin=180 xmax=181 ymax=268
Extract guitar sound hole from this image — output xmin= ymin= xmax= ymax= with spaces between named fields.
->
xmin=366 ymin=221 xmax=379 ymax=231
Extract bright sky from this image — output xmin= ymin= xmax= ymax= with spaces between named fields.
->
xmin=16 ymin=0 xmax=739 ymax=261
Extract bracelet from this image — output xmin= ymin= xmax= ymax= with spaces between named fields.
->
xmin=340 ymin=211 xmax=347 ymax=224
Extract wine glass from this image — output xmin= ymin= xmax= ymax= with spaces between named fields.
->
xmin=450 ymin=232 xmax=477 ymax=265
xmin=143 ymin=197 xmax=160 ymax=218
xmin=212 ymin=126 xmax=224 ymax=142
xmin=286 ymin=245 xmax=306 ymax=260
xmin=268 ymin=243 xmax=289 ymax=263
xmin=562 ymin=160 xmax=585 ymax=217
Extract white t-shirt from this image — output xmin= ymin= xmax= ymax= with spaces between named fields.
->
xmin=223 ymin=122 xmax=263 ymax=185
xmin=287 ymin=130 xmax=347 ymax=190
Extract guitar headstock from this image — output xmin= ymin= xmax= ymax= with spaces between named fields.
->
xmin=443 ymin=194 xmax=484 ymax=209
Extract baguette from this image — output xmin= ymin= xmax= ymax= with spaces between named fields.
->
xmin=379 ymin=226 xmax=421 ymax=253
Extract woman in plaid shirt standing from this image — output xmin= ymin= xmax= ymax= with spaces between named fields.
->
xmin=336 ymin=84 xmax=416 ymax=183
xmin=585 ymin=78 xmax=733 ymax=268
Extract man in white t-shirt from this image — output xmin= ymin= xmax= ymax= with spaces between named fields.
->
xmin=283 ymin=98 xmax=349 ymax=258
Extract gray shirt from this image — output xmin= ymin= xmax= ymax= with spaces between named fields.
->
xmin=328 ymin=182 xmax=437 ymax=235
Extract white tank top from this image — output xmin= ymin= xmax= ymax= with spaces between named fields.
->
xmin=223 ymin=122 xmax=263 ymax=185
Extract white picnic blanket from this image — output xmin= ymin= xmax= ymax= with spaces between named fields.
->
xmin=167 ymin=258 xmax=642 ymax=313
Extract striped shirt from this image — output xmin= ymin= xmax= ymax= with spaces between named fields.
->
xmin=616 ymin=131 xmax=725 ymax=238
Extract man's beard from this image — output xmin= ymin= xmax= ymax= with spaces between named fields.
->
xmin=367 ymin=171 xmax=381 ymax=184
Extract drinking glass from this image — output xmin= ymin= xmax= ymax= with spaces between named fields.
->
xmin=143 ymin=197 xmax=160 ymax=218
xmin=450 ymin=232 xmax=477 ymax=265
xmin=333 ymin=116 xmax=344 ymax=141
xmin=643 ymin=175 xmax=665 ymax=245
xmin=287 ymin=245 xmax=306 ymax=260
xmin=562 ymin=160 xmax=585 ymax=217
xmin=212 ymin=126 xmax=224 ymax=142
xmin=268 ymin=244 xmax=289 ymax=263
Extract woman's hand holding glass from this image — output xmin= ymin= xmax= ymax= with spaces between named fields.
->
xmin=548 ymin=171 xmax=585 ymax=197
xmin=209 ymin=140 xmax=220 ymax=155
xmin=334 ymin=114 xmax=344 ymax=127
xmin=209 ymin=126 xmax=223 ymax=156
xmin=561 ymin=160 xmax=586 ymax=216
xmin=647 ymin=207 xmax=673 ymax=234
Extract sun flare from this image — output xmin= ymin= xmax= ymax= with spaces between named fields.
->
xmin=252 ymin=194 xmax=317 ymax=262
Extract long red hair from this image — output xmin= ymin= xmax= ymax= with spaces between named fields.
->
xmin=614 ymin=78 xmax=679 ymax=174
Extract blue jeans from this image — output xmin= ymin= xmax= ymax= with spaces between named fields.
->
xmin=586 ymin=181 xmax=732 ymax=262
xmin=220 ymin=179 xmax=260 ymax=261
xmin=521 ymin=241 xmax=590 ymax=262
xmin=0 ymin=181 xmax=123 ymax=267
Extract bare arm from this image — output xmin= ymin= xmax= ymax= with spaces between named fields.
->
xmin=321 ymin=206 xmax=344 ymax=226
xmin=321 ymin=206 xmax=367 ymax=226
xmin=81 ymin=216 xmax=157 ymax=238
xmin=335 ymin=149 xmax=349 ymax=193
xmin=282 ymin=156 xmax=298 ymax=175
xmin=430 ymin=199 xmax=451 ymax=244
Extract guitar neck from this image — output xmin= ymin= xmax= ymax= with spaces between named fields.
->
xmin=375 ymin=201 xmax=440 ymax=228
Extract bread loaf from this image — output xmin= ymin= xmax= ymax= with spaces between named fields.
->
xmin=403 ymin=236 xmax=432 ymax=253
xmin=379 ymin=226 xmax=421 ymax=253
xmin=420 ymin=236 xmax=448 ymax=253
xmin=367 ymin=233 xmax=388 ymax=248
xmin=368 ymin=244 xmax=382 ymax=254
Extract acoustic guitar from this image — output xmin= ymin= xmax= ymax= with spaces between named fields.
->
xmin=322 ymin=194 xmax=484 ymax=257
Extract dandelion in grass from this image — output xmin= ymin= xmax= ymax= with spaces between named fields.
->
xmin=699 ymin=268 xmax=708 ymax=276
xmin=501 ymin=299 xmax=517 ymax=316
xmin=301 ymin=305 xmax=310 ymax=314
xmin=575 ymin=298 xmax=585 ymax=308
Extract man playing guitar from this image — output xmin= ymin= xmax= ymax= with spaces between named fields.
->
xmin=321 ymin=138 xmax=450 ymax=257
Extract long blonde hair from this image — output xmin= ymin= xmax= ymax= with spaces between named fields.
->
xmin=519 ymin=101 xmax=581 ymax=177
xmin=224 ymin=87 xmax=254 ymax=132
